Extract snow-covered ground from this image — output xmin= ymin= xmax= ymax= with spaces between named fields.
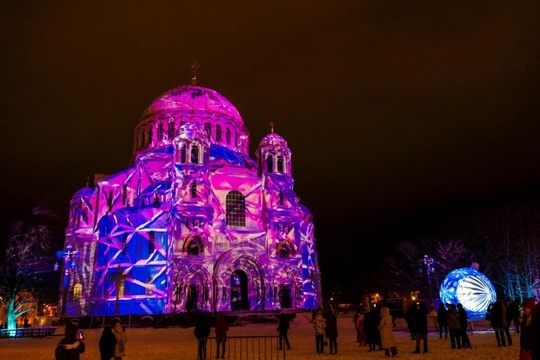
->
xmin=0 ymin=312 xmax=520 ymax=360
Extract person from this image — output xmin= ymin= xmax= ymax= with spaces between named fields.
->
xmin=428 ymin=304 xmax=438 ymax=333
xmin=276 ymin=313 xmax=291 ymax=350
xmin=325 ymin=310 xmax=338 ymax=354
xmin=507 ymin=299 xmax=522 ymax=334
xmin=377 ymin=306 xmax=398 ymax=357
xmin=519 ymin=297 xmax=536 ymax=360
xmin=405 ymin=303 xmax=417 ymax=340
xmin=488 ymin=299 xmax=508 ymax=347
xmin=214 ymin=314 xmax=229 ymax=358
xmin=501 ymin=299 xmax=513 ymax=346
xmin=447 ymin=304 xmax=462 ymax=350
xmin=363 ymin=306 xmax=379 ymax=352
xmin=113 ymin=321 xmax=128 ymax=360
xmin=312 ymin=307 xmax=326 ymax=354
xmin=99 ymin=325 xmax=116 ymax=360
xmin=457 ymin=303 xmax=471 ymax=349
xmin=58 ymin=321 xmax=86 ymax=360
xmin=437 ymin=303 xmax=448 ymax=339
xmin=412 ymin=301 xmax=429 ymax=354
xmin=355 ymin=308 xmax=366 ymax=346
xmin=353 ymin=308 xmax=362 ymax=342
xmin=194 ymin=316 xmax=210 ymax=360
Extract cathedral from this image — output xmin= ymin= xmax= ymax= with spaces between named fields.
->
xmin=60 ymin=74 xmax=322 ymax=317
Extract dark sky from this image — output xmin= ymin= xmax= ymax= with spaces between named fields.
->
xmin=2 ymin=1 xmax=540 ymax=298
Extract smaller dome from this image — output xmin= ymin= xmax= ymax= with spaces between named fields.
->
xmin=174 ymin=122 xmax=210 ymax=145
xmin=258 ymin=132 xmax=288 ymax=148
xmin=73 ymin=186 xmax=94 ymax=199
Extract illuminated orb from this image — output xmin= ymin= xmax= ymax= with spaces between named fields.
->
xmin=439 ymin=267 xmax=496 ymax=316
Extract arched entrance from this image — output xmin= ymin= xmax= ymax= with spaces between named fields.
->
xmin=279 ymin=284 xmax=292 ymax=308
xmin=230 ymin=270 xmax=249 ymax=310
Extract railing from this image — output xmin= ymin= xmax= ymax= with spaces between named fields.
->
xmin=0 ymin=326 xmax=57 ymax=339
xmin=201 ymin=335 xmax=285 ymax=360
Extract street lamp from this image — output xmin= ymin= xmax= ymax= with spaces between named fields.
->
xmin=420 ymin=255 xmax=436 ymax=303
xmin=54 ymin=244 xmax=81 ymax=318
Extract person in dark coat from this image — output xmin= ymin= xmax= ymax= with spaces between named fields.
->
xmin=277 ymin=313 xmax=291 ymax=350
xmin=59 ymin=321 xmax=86 ymax=360
xmin=325 ymin=311 xmax=338 ymax=354
xmin=519 ymin=297 xmax=537 ymax=360
xmin=437 ymin=303 xmax=449 ymax=339
xmin=405 ymin=303 xmax=416 ymax=340
xmin=457 ymin=303 xmax=471 ymax=349
xmin=507 ymin=299 xmax=522 ymax=334
xmin=488 ymin=299 xmax=508 ymax=347
xmin=412 ymin=301 xmax=429 ymax=353
xmin=194 ymin=316 xmax=211 ymax=360
xmin=214 ymin=314 xmax=229 ymax=358
xmin=99 ymin=325 xmax=116 ymax=360
xmin=363 ymin=307 xmax=379 ymax=352
xmin=447 ymin=304 xmax=462 ymax=350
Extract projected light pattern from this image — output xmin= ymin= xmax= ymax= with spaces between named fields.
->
xmin=60 ymin=82 xmax=322 ymax=317
xmin=439 ymin=267 xmax=496 ymax=316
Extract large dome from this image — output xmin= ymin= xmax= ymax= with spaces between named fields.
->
xmin=142 ymin=85 xmax=243 ymax=125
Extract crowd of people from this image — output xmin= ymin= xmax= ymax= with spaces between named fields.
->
xmin=55 ymin=296 xmax=540 ymax=360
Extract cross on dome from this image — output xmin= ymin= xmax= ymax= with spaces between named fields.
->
xmin=190 ymin=58 xmax=200 ymax=85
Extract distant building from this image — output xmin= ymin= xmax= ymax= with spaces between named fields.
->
xmin=60 ymin=79 xmax=322 ymax=316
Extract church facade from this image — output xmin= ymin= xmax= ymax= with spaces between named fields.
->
xmin=61 ymin=80 xmax=322 ymax=316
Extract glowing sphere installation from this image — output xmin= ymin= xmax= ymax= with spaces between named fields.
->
xmin=439 ymin=267 xmax=496 ymax=316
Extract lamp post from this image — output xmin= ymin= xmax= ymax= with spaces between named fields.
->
xmin=54 ymin=244 xmax=81 ymax=319
xmin=421 ymin=255 xmax=436 ymax=304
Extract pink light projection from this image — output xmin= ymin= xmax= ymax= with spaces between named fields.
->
xmin=60 ymin=83 xmax=322 ymax=316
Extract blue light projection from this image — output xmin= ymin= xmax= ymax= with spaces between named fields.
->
xmin=439 ymin=267 xmax=496 ymax=316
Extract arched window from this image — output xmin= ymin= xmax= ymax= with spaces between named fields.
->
xmin=279 ymin=243 xmax=290 ymax=258
xmin=266 ymin=156 xmax=273 ymax=173
xmin=179 ymin=144 xmax=187 ymax=163
xmin=158 ymin=123 xmax=164 ymax=141
xmin=148 ymin=231 xmax=155 ymax=253
xmin=73 ymin=283 xmax=82 ymax=300
xmin=226 ymin=128 xmax=231 ymax=144
xmin=226 ymin=190 xmax=246 ymax=227
xmin=216 ymin=125 xmax=222 ymax=142
xmin=148 ymin=127 xmax=153 ymax=145
xmin=191 ymin=181 xmax=197 ymax=198
xmin=186 ymin=237 xmax=201 ymax=255
xmin=204 ymin=122 xmax=211 ymax=138
xmin=122 ymin=233 xmax=128 ymax=255
xmin=191 ymin=144 xmax=200 ymax=163
xmin=168 ymin=122 xmax=175 ymax=139
xmin=277 ymin=156 xmax=284 ymax=173
xmin=141 ymin=129 xmax=145 ymax=148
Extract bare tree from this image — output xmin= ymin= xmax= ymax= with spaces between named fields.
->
xmin=0 ymin=203 xmax=58 ymax=330
xmin=479 ymin=205 xmax=540 ymax=301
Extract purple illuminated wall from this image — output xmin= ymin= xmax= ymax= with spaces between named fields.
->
xmin=60 ymin=84 xmax=322 ymax=316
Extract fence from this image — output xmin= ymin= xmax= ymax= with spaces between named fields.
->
xmin=0 ymin=326 xmax=57 ymax=338
xmin=200 ymin=335 xmax=285 ymax=360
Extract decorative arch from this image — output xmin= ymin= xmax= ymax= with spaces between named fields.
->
xmin=173 ymin=264 xmax=211 ymax=312
xmin=272 ymin=265 xmax=302 ymax=309
xmin=213 ymin=251 xmax=266 ymax=311
xmin=182 ymin=235 xmax=204 ymax=255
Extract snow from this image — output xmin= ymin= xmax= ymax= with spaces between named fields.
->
xmin=0 ymin=312 xmax=520 ymax=360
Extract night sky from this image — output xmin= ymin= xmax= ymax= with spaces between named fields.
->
xmin=2 ymin=1 xmax=540 ymax=299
